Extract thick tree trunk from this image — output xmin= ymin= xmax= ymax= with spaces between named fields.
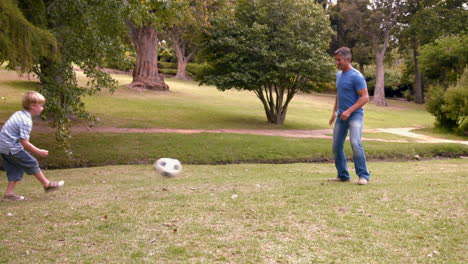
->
xmin=372 ymin=50 xmax=387 ymax=106
xmin=128 ymin=24 xmax=168 ymax=91
xmin=412 ymin=39 xmax=424 ymax=104
xmin=359 ymin=63 xmax=365 ymax=75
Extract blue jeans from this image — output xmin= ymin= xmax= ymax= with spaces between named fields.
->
xmin=333 ymin=112 xmax=370 ymax=181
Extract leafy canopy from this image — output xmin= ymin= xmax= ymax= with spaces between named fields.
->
xmin=197 ymin=0 xmax=335 ymax=92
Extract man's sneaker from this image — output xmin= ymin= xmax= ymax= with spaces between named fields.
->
xmin=44 ymin=180 xmax=64 ymax=193
xmin=357 ymin=178 xmax=368 ymax=185
xmin=328 ymin=178 xmax=350 ymax=182
xmin=2 ymin=194 xmax=25 ymax=201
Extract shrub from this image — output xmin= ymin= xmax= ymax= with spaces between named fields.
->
xmin=403 ymin=89 xmax=413 ymax=102
xmin=186 ymin=63 xmax=204 ymax=76
xmin=426 ymin=68 xmax=468 ymax=135
xmin=159 ymin=68 xmax=177 ymax=75
xmin=159 ymin=61 xmax=177 ymax=69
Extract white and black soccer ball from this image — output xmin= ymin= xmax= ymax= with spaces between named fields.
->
xmin=154 ymin=158 xmax=182 ymax=177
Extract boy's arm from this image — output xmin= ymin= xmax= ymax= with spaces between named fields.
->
xmin=20 ymin=138 xmax=48 ymax=157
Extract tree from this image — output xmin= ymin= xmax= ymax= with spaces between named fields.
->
xmin=0 ymin=0 xmax=56 ymax=72
xmin=419 ymin=33 xmax=468 ymax=85
xmin=164 ymin=0 xmax=235 ymax=80
xmin=398 ymin=0 xmax=467 ymax=103
xmin=197 ymin=0 xmax=334 ymax=125
xmin=328 ymin=1 xmax=372 ymax=75
xmin=124 ymin=0 xmax=179 ymax=90
xmin=8 ymin=0 xmax=128 ymax=151
xmin=340 ymin=0 xmax=404 ymax=106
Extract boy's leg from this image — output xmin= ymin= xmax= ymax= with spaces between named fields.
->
xmin=2 ymin=154 xmax=24 ymax=196
xmin=5 ymin=181 xmax=18 ymax=196
xmin=33 ymin=170 xmax=50 ymax=187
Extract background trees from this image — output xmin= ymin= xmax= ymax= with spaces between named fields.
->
xmin=0 ymin=0 xmax=56 ymax=73
xmin=9 ymin=0 xmax=128 ymax=150
xmin=339 ymin=0 xmax=404 ymax=106
xmin=197 ymin=0 xmax=334 ymax=125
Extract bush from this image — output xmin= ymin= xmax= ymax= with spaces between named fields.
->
xmin=159 ymin=61 xmax=177 ymax=69
xmin=364 ymin=64 xmax=410 ymax=97
xmin=403 ymin=89 xmax=413 ymax=102
xmin=426 ymin=68 xmax=468 ymax=135
xmin=159 ymin=68 xmax=177 ymax=75
xmin=186 ymin=63 xmax=204 ymax=76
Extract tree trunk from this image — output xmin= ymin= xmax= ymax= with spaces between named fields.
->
xmin=128 ymin=24 xmax=168 ymax=91
xmin=412 ymin=39 xmax=424 ymax=104
xmin=372 ymin=50 xmax=387 ymax=106
xmin=254 ymin=85 xmax=296 ymax=125
xmin=174 ymin=39 xmax=191 ymax=80
xmin=359 ymin=63 xmax=365 ymax=75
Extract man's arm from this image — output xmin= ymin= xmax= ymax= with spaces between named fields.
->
xmin=20 ymin=138 xmax=48 ymax=157
xmin=329 ymin=95 xmax=338 ymax=125
xmin=340 ymin=88 xmax=369 ymax=121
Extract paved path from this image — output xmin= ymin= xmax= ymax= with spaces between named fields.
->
xmin=32 ymin=124 xmax=468 ymax=145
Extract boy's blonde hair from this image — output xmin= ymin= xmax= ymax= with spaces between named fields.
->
xmin=22 ymin=91 xmax=46 ymax=110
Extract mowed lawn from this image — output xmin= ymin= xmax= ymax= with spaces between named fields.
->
xmin=0 ymin=159 xmax=467 ymax=263
xmin=0 ymin=70 xmax=434 ymax=130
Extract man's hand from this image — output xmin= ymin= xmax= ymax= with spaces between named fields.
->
xmin=329 ymin=112 xmax=337 ymax=125
xmin=340 ymin=109 xmax=351 ymax=120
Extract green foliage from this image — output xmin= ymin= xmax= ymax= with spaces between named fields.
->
xmin=8 ymin=0 xmax=129 ymax=153
xmin=426 ymin=68 xmax=468 ymax=135
xmin=186 ymin=63 xmax=204 ymax=76
xmin=419 ymin=33 xmax=468 ymax=84
xmin=159 ymin=61 xmax=177 ymax=69
xmin=0 ymin=0 xmax=57 ymax=72
xmin=197 ymin=0 xmax=334 ymax=124
xmin=159 ymin=68 xmax=178 ymax=75
xmin=364 ymin=64 xmax=409 ymax=93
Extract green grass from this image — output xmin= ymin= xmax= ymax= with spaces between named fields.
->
xmin=21 ymin=132 xmax=467 ymax=168
xmin=1 ymin=70 xmax=434 ymax=129
xmin=414 ymin=127 xmax=467 ymax=141
xmin=82 ymin=74 xmax=434 ymax=129
xmin=326 ymin=132 xmax=420 ymax=142
xmin=0 ymin=159 xmax=466 ymax=263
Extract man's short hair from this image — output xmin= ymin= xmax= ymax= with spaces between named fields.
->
xmin=22 ymin=91 xmax=46 ymax=110
xmin=335 ymin=47 xmax=352 ymax=60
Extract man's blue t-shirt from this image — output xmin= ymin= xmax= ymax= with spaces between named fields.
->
xmin=336 ymin=68 xmax=367 ymax=115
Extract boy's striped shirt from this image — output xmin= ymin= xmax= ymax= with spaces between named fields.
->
xmin=0 ymin=110 xmax=32 ymax=154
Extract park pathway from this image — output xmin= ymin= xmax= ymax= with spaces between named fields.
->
xmin=31 ymin=124 xmax=468 ymax=145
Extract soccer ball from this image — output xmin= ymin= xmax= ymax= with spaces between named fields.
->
xmin=154 ymin=158 xmax=182 ymax=177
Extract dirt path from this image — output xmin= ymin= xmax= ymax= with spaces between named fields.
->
xmin=31 ymin=124 xmax=468 ymax=145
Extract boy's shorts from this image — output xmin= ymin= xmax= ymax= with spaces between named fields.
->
xmin=1 ymin=150 xmax=40 ymax=181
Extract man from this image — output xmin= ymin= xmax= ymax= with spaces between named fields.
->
xmin=329 ymin=47 xmax=371 ymax=185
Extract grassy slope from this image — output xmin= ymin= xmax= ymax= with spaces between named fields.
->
xmin=81 ymin=72 xmax=434 ymax=130
xmin=0 ymin=159 xmax=466 ymax=263
xmin=1 ymin=70 xmax=466 ymax=167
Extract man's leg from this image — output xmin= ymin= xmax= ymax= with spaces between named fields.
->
xmin=349 ymin=113 xmax=370 ymax=181
xmin=333 ymin=117 xmax=350 ymax=180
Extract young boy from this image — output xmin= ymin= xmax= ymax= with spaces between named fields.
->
xmin=0 ymin=91 xmax=64 ymax=201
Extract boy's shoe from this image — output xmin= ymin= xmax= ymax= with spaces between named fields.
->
xmin=44 ymin=180 xmax=64 ymax=193
xmin=328 ymin=178 xmax=350 ymax=182
xmin=2 ymin=194 xmax=25 ymax=201
xmin=357 ymin=178 xmax=368 ymax=185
